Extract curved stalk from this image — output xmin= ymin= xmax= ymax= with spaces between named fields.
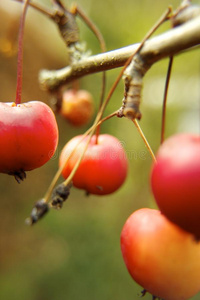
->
xmin=15 ymin=0 xmax=30 ymax=105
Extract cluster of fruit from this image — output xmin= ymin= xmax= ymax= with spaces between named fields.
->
xmin=2 ymin=1 xmax=200 ymax=299
xmin=120 ymin=133 xmax=200 ymax=300
xmin=1 ymin=86 xmax=128 ymax=195
xmin=0 ymin=0 xmax=128 ymax=194
xmin=58 ymin=129 xmax=200 ymax=300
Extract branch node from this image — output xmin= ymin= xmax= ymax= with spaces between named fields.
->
xmin=120 ymin=54 xmax=150 ymax=120
xmin=172 ymin=3 xmax=200 ymax=27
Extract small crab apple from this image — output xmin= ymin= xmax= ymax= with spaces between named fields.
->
xmin=0 ymin=101 xmax=58 ymax=180
xmin=150 ymin=133 xmax=200 ymax=238
xmin=59 ymin=134 xmax=128 ymax=195
xmin=60 ymin=89 xmax=94 ymax=126
xmin=120 ymin=208 xmax=200 ymax=300
xmin=0 ymin=0 xmax=59 ymax=181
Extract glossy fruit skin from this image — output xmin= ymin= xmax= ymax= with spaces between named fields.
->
xmin=60 ymin=89 xmax=94 ymax=126
xmin=0 ymin=101 xmax=58 ymax=174
xmin=59 ymin=134 xmax=128 ymax=195
xmin=120 ymin=208 xmax=200 ymax=300
xmin=151 ymin=133 xmax=200 ymax=238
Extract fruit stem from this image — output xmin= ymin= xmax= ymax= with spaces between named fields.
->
xmin=94 ymin=8 xmax=172 ymax=142
xmin=62 ymin=110 xmax=118 ymax=187
xmin=15 ymin=0 xmax=30 ymax=105
xmin=132 ymin=119 xmax=156 ymax=162
xmin=43 ymin=111 xmax=118 ymax=204
xmin=160 ymin=57 xmax=174 ymax=144
xmin=71 ymin=79 xmax=80 ymax=92
xmin=63 ymin=133 xmax=94 ymax=187
xmin=42 ymin=8 xmax=171 ymax=204
xmin=61 ymin=111 xmax=118 ymax=187
xmin=75 ymin=6 xmax=107 ymax=144
xmin=14 ymin=0 xmax=54 ymax=19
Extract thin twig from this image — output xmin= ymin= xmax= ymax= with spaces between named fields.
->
xmin=121 ymin=7 xmax=172 ymax=120
xmin=15 ymin=0 xmax=30 ymax=105
xmin=75 ymin=6 xmax=107 ymax=140
xmin=13 ymin=0 xmax=54 ymax=18
xmin=75 ymin=6 xmax=106 ymax=53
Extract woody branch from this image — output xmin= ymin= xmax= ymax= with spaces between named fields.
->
xmin=39 ymin=16 xmax=200 ymax=92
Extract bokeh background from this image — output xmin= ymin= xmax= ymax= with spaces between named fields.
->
xmin=0 ymin=0 xmax=200 ymax=299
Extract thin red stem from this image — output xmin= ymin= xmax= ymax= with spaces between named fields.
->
xmin=160 ymin=56 xmax=174 ymax=144
xmin=15 ymin=0 xmax=30 ymax=105
xmin=75 ymin=6 xmax=107 ymax=144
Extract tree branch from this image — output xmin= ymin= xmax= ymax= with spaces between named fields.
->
xmin=39 ymin=16 xmax=200 ymax=92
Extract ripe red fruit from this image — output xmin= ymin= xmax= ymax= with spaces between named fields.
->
xmin=60 ymin=89 xmax=94 ymax=126
xmin=0 ymin=101 xmax=58 ymax=178
xmin=150 ymin=133 xmax=200 ymax=238
xmin=120 ymin=208 xmax=200 ymax=300
xmin=59 ymin=134 xmax=128 ymax=195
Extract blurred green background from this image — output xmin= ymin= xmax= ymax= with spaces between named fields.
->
xmin=0 ymin=0 xmax=200 ymax=299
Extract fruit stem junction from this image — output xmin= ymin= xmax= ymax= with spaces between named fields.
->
xmin=15 ymin=0 xmax=30 ymax=105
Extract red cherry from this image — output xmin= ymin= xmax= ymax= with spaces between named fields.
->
xmin=60 ymin=89 xmax=94 ymax=126
xmin=120 ymin=208 xmax=200 ymax=300
xmin=59 ymin=134 xmax=128 ymax=195
xmin=150 ymin=133 xmax=200 ymax=238
xmin=0 ymin=101 xmax=58 ymax=178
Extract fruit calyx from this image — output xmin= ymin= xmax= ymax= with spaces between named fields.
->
xmin=9 ymin=169 xmax=27 ymax=183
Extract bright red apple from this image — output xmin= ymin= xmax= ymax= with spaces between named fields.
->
xmin=120 ymin=208 xmax=200 ymax=300
xmin=59 ymin=134 xmax=128 ymax=195
xmin=151 ymin=133 xmax=200 ymax=238
xmin=0 ymin=101 xmax=58 ymax=179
